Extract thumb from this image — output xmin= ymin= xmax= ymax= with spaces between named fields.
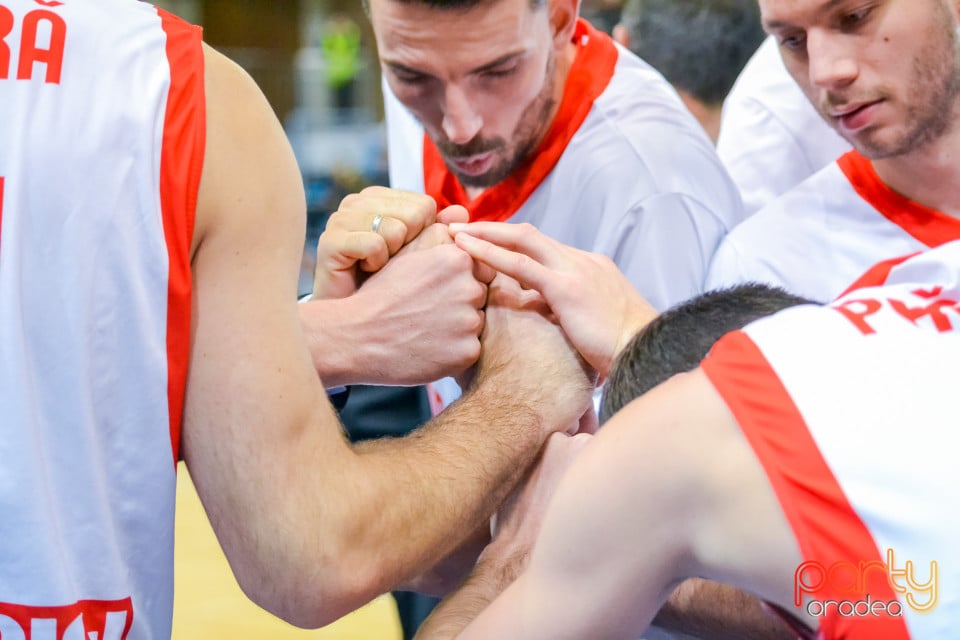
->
xmin=438 ymin=204 xmax=470 ymax=225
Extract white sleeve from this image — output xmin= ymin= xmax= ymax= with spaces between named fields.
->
xmin=716 ymin=96 xmax=817 ymax=218
xmin=612 ymin=193 xmax=732 ymax=312
xmin=704 ymin=234 xmax=753 ymax=291
xmin=382 ymin=78 xmax=425 ymax=192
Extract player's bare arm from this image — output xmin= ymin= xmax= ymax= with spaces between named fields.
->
xmin=655 ymin=578 xmax=797 ymax=640
xmin=182 ymin=52 xmax=595 ymax=627
xmin=452 ymin=369 xmax=810 ymax=639
xmin=415 ymin=432 xmax=592 ymax=639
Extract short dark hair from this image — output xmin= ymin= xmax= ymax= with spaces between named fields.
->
xmin=599 ymin=284 xmax=814 ymax=423
xmin=619 ymin=0 xmax=764 ymax=106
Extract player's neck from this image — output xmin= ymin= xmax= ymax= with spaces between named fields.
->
xmin=872 ymin=125 xmax=960 ymax=219
xmin=677 ymin=91 xmax=722 ymax=144
xmin=464 ymin=184 xmax=486 ymax=200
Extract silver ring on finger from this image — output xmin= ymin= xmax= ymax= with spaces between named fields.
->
xmin=371 ymin=214 xmax=385 ymax=234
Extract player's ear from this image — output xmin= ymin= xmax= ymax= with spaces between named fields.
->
xmin=548 ymin=0 xmax=580 ymax=50
xmin=612 ymin=23 xmax=630 ymax=48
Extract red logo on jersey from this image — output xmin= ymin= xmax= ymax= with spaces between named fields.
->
xmin=834 ymin=287 xmax=960 ymax=335
xmin=0 ymin=3 xmax=67 ymax=84
xmin=0 ymin=598 xmax=134 ymax=640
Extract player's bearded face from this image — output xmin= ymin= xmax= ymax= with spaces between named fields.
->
xmin=803 ymin=0 xmax=960 ymax=159
xmin=434 ymin=50 xmax=558 ymax=189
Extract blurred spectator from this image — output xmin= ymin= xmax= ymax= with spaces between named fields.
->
xmin=322 ymin=13 xmax=363 ymax=112
xmin=613 ymin=0 xmax=764 ymax=142
xmin=581 ymin=0 xmax=624 ymax=34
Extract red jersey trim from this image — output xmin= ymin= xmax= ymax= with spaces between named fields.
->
xmin=837 ymin=252 xmax=920 ymax=299
xmin=0 ymin=598 xmax=134 ymax=640
xmin=838 ymin=150 xmax=960 ymax=248
xmin=422 ymin=18 xmax=618 ymax=221
xmin=158 ymin=9 xmax=204 ymax=467
xmin=701 ymin=331 xmax=911 ymax=640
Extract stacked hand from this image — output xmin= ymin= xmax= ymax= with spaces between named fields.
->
xmin=451 ymin=222 xmax=658 ymax=380
xmin=474 ymin=273 xmax=597 ymax=436
xmin=306 ymin=187 xmax=493 ymax=385
xmin=313 ymin=186 xmax=489 ymax=299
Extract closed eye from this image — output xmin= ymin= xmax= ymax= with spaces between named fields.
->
xmin=481 ymin=65 xmax=519 ymax=79
xmin=838 ymin=6 xmax=874 ymax=31
xmin=778 ymin=31 xmax=807 ymax=53
xmin=392 ymin=70 xmax=429 ymax=85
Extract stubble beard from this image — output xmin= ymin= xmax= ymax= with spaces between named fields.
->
xmin=844 ymin=15 xmax=960 ymax=159
xmin=439 ymin=50 xmax=559 ymax=189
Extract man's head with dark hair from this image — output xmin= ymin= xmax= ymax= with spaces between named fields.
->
xmin=617 ymin=0 xmax=763 ymax=106
xmin=613 ymin=0 xmax=764 ymax=141
xmin=599 ymin=284 xmax=813 ymax=423
xmin=367 ymin=0 xmax=569 ymax=189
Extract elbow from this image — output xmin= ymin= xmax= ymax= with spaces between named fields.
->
xmin=232 ymin=538 xmax=391 ymax=629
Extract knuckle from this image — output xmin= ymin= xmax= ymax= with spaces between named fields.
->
xmin=360 ymin=185 xmax=386 ymax=196
xmin=455 ymin=246 xmax=476 ymax=267
xmin=461 ymin=339 xmax=482 ymax=364
xmin=509 ymin=252 xmax=532 ymax=271
xmin=469 ymin=311 xmax=485 ymax=335
xmin=337 ymin=192 xmax=360 ymax=210
xmin=470 ymin=281 xmax=487 ymax=304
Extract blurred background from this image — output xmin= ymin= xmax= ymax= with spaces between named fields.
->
xmin=155 ymin=0 xmax=387 ymax=296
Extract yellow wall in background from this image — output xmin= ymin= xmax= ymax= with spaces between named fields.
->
xmin=173 ymin=464 xmax=403 ymax=640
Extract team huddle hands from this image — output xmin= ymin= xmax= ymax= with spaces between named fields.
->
xmin=314 ymin=187 xmax=657 ymax=390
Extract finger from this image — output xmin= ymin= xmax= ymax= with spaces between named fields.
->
xmin=396 ymin=222 xmax=455 ymax=257
xmin=356 ymin=235 xmax=395 ymax=272
xmin=437 ymin=204 xmax=469 ymax=225
xmin=449 ymin=221 xmax=564 ymax=267
xmin=316 ymin=232 xmax=390 ymax=272
xmin=455 ymin=233 xmax=553 ymax=295
xmin=472 ymin=259 xmax=497 ymax=285
xmin=354 ymin=186 xmax=438 ymax=242
xmin=369 ymin=216 xmax=410 ymax=256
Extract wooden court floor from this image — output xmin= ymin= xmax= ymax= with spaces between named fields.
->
xmin=173 ymin=464 xmax=403 ymax=640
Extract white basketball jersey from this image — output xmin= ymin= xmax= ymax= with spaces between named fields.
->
xmin=706 ymin=150 xmax=960 ymax=303
xmin=0 ymin=2 xmax=203 ymax=638
xmin=703 ymin=243 xmax=960 ymax=639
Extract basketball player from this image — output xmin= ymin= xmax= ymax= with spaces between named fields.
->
xmin=371 ymin=0 xmax=742 ymax=314
xmin=707 ymin=0 xmax=960 ymax=302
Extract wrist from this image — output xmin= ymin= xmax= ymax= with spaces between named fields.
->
xmin=299 ymin=298 xmax=364 ymax=387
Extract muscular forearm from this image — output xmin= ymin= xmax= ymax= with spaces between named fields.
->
xmin=335 ymin=387 xmax=543 ymax=599
xmin=248 ymin=376 xmax=555 ymax=630
xmin=399 ymin=523 xmax=491 ymax=597
xmin=654 ymin=578 xmax=795 ymax=640
xmin=415 ymin=538 xmax=526 ymax=640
